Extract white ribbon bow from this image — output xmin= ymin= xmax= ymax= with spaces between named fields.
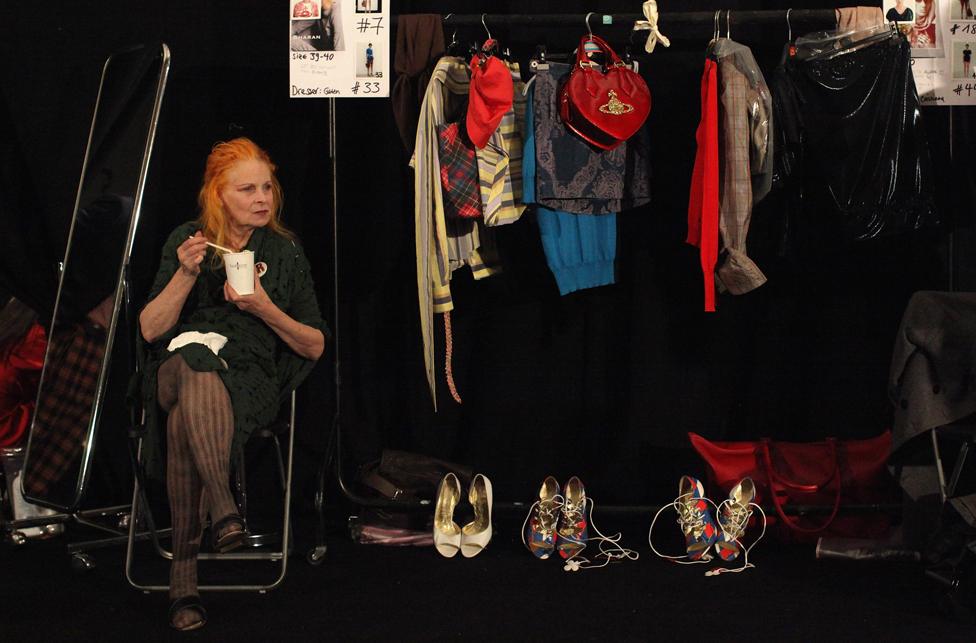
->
xmin=632 ymin=0 xmax=671 ymax=54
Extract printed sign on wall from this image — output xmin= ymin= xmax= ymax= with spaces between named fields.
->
xmin=289 ymin=0 xmax=390 ymax=98
xmin=885 ymin=0 xmax=976 ymax=105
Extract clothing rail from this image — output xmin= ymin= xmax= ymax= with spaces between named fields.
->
xmin=392 ymin=10 xmax=839 ymax=37
xmin=309 ymin=7 xmax=844 ymax=563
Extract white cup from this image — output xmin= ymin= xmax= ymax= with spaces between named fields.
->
xmin=223 ymin=250 xmax=255 ymax=295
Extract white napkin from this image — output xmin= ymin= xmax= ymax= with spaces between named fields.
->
xmin=167 ymin=331 xmax=228 ymax=356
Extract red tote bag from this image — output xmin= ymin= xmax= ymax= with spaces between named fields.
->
xmin=688 ymin=431 xmax=896 ymax=541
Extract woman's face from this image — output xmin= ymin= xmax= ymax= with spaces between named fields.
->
xmin=219 ymin=158 xmax=274 ymax=231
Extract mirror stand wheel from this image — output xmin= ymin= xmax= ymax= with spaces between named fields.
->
xmin=306 ymin=545 xmax=327 ymax=566
xmin=71 ymin=552 xmax=96 ymax=573
xmin=8 ymin=530 xmax=27 ymax=546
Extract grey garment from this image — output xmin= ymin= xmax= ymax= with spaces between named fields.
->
xmin=889 ymin=290 xmax=976 ymax=451
xmin=711 ymin=38 xmax=773 ymax=296
xmin=532 ymin=62 xmax=651 ymax=215
xmin=711 ymin=39 xmax=773 ymax=203
xmin=889 ymin=290 xmax=976 ymax=528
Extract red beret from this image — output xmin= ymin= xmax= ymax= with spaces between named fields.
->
xmin=466 ymin=44 xmax=513 ymax=149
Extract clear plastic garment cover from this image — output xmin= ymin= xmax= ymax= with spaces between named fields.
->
xmin=771 ymin=24 xmax=938 ymax=242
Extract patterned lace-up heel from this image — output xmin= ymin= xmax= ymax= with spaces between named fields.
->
xmin=557 ymin=477 xmax=589 ymax=560
xmin=523 ymin=476 xmax=563 ymax=559
xmin=675 ymin=475 xmax=719 ymax=561
xmin=715 ymin=477 xmax=756 ymax=562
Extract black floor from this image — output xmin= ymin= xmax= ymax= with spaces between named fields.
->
xmin=1 ymin=507 xmax=973 ymax=642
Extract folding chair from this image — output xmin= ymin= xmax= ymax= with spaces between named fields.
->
xmin=932 ymin=423 xmax=976 ymax=509
xmin=924 ymin=420 xmax=976 ymax=615
xmin=125 ymin=390 xmax=296 ymax=592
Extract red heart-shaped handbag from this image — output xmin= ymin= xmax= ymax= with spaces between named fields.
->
xmin=558 ymin=35 xmax=651 ymax=150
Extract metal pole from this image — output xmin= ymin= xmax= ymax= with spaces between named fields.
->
xmin=307 ymin=97 xmax=340 ymax=564
xmin=393 ymin=10 xmax=837 ymax=37
xmin=329 ymin=97 xmax=339 ymax=406
xmin=408 ymin=10 xmax=836 ymax=27
xmin=948 ymin=106 xmax=955 ymax=292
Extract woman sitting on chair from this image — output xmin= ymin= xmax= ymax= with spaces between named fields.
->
xmin=139 ymin=137 xmax=327 ymax=631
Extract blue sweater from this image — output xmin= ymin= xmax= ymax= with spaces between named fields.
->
xmin=523 ymin=83 xmax=616 ymax=296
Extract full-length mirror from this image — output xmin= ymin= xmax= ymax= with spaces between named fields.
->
xmin=21 ymin=43 xmax=171 ymax=512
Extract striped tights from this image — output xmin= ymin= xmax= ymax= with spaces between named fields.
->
xmin=158 ymin=355 xmax=237 ymax=601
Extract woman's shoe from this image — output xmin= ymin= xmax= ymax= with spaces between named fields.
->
xmin=675 ymin=475 xmax=719 ymax=561
xmin=523 ymin=476 xmax=562 ymax=559
xmin=460 ymin=474 xmax=493 ymax=558
xmin=433 ymin=473 xmax=462 ymax=558
xmin=714 ymin=477 xmax=756 ymax=562
xmin=556 ymin=476 xmax=588 ymax=559
xmin=169 ymin=595 xmax=207 ymax=631
xmin=211 ymin=513 xmax=246 ymax=553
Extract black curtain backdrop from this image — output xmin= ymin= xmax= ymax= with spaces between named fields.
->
xmin=1 ymin=0 xmax=974 ymax=508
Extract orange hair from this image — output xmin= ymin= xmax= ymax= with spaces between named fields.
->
xmin=196 ymin=137 xmax=293 ymax=253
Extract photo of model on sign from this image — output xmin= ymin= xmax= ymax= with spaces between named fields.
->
xmin=291 ymin=0 xmax=344 ymax=52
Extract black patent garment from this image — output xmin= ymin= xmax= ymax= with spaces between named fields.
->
xmin=771 ymin=32 xmax=938 ymax=242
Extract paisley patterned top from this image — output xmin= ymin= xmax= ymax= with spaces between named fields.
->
xmin=532 ymin=62 xmax=651 ymax=215
xmin=139 ymin=221 xmax=328 ymax=474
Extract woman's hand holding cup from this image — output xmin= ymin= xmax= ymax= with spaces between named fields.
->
xmin=224 ymin=272 xmax=273 ymax=319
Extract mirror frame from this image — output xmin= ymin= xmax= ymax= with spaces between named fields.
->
xmin=22 ymin=43 xmax=171 ymax=512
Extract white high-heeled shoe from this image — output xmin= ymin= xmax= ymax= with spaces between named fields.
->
xmin=433 ymin=473 xmax=462 ymax=558
xmin=460 ymin=474 xmax=493 ymax=558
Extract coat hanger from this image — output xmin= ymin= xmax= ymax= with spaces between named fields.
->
xmin=707 ymin=9 xmax=720 ymax=50
xmin=477 ymin=14 xmax=500 ymax=59
xmin=785 ymin=8 xmax=798 ymax=58
xmin=623 ymin=36 xmax=639 ymax=72
xmin=531 ymin=14 xmax=601 ymax=70
xmin=441 ymin=13 xmax=457 ymax=56
xmin=708 ymin=12 xmax=735 ymax=58
xmin=474 ymin=15 xmax=511 ymax=61
xmin=528 ymin=45 xmax=547 ymax=89
xmin=529 ymin=44 xmax=548 ymax=71
xmin=443 ymin=14 xmax=460 ymax=56
xmin=581 ymin=11 xmax=609 ymax=67
xmin=530 ymin=43 xmax=578 ymax=68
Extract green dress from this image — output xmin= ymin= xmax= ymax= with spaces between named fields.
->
xmin=138 ymin=221 xmax=329 ymax=475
